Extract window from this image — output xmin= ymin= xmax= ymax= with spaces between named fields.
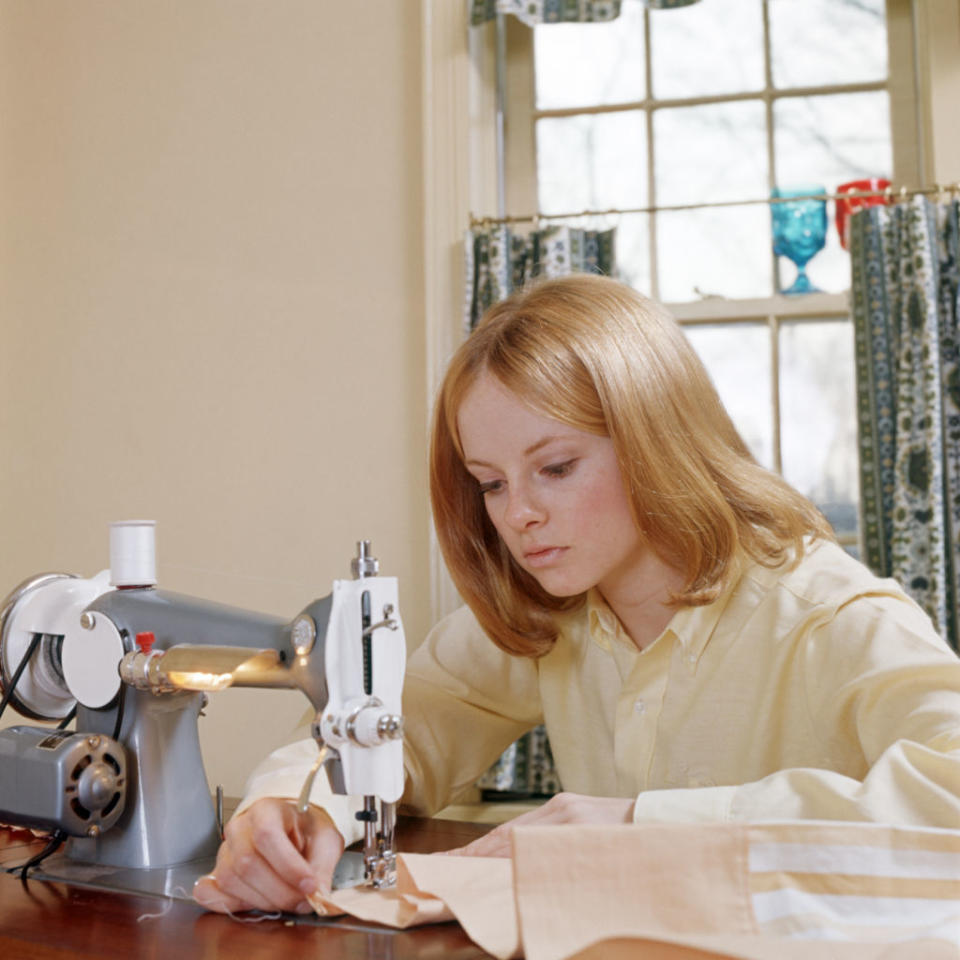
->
xmin=495 ymin=0 xmax=902 ymax=551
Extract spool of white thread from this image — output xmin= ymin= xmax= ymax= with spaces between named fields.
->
xmin=110 ymin=520 xmax=157 ymax=587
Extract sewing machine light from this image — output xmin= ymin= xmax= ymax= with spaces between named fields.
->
xmin=119 ymin=645 xmax=285 ymax=693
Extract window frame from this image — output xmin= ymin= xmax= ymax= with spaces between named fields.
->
xmin=494 ymin=1 xmax=918 ymax=554
xmin=421 ymin=0 xmax=959 ymax=616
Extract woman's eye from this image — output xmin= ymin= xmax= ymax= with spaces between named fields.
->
xmin=478 ymin=479 xmax=503 ymax=496
xmin=543 ymin=459 xmax=577 ymax=478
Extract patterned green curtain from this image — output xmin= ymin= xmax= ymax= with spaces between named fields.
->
xmin=470 ymin=0 xmax=622 ymax=25
xmin=465 ymin=223 xmax=616 ymax=796
xmin=470 ymin=0 xmax=699 ymax=24
xmin=851 ymin=195 xmax=960 ymax=652
xmin=465 ymin=223 xmax=616 ymax=332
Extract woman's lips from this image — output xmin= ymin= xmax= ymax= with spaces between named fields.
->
xmin=523 ymin=546 xmax=568 ymax=567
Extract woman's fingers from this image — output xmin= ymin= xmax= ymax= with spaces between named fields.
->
xmin=193 ymin=799 xmax=342 ymax=913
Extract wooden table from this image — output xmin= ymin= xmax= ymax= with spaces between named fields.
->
xmin=0 ymin=817 xmax=495 ymax=959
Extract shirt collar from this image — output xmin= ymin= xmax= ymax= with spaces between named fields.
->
xmin=585 ymin=553 xmax=748 ymax=662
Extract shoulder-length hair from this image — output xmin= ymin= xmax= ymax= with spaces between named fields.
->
xmin=430 ymin=274 xmax=833 ymax=657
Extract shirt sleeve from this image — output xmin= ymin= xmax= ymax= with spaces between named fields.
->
xmin=236 ymin=604 xmax=542 ymax=843
xmin=633 ymin=592 xmax=960 ymax=828
xmin=399 ymin=604 xmax=544 ymax=816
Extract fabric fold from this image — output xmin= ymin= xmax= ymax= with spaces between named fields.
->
xmin=307 ymin=821 xmax=960 ymax=960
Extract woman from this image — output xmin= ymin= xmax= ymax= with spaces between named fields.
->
xmin=195 ymin=274 xmax=960 ymax=915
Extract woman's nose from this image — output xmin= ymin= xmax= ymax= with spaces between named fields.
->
xmin=504 ymin=484 xmax=544 ymax=530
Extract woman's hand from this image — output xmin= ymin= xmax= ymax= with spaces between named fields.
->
xmin=445 ymin=792 xmax=634 ymax=858
xmin=193 ymin=798 xmax=344 ymax=914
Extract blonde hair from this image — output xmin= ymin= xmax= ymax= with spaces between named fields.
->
xmin=430 ymin=274 xmax=833 ymax=657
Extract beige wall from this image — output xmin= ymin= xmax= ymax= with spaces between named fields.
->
xmin=0 ymin=1 xmax=431 ymax=796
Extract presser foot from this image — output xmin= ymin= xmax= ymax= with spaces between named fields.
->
xmin=360 ymin=796 xmax=397 ymax=889
xmin=364 ymin=850 xmax=397 ymax=889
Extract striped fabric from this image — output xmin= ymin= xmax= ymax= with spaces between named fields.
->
xmin=315 ymin=819 xmax=960 ymax=958
xmin=747 ymin=822 xmax=960 ymax=945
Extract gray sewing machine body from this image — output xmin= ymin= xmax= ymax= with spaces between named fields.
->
xmin=0 ymin=526 xmax=405 ymax=899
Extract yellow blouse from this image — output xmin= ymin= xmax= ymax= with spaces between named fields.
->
xmin=241 ymin=539 xmax=960 ymax=841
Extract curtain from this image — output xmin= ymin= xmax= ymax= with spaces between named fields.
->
xmin=470 ymin=0 xmax=622 ymax=26
xmin=851 ymin=195 xmax=960 ymax=652
xmin=465 ymin=223 xmax=616 ymax=332
xmin=470 ymin=0 xmax=700 ymax=25
xmin=464 ymin=222 xmax=616 ymax=797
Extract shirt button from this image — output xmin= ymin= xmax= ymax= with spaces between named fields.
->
xmin=633 ymin=699 xmax=645 ymax=715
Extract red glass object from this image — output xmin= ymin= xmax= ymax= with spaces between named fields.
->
xmin=835 ymin=178 xmax=892 ymax=250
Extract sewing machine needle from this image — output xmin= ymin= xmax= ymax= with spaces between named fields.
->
xmin=297 ymin=744 xmax=330 ymax=814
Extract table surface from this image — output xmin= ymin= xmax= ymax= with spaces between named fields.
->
xmin=0 ymin=816 xmax=496 ymax=960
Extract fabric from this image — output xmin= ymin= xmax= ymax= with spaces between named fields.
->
xmin=307 ymin=821 xmax=960 ymax=959
xmin=469 ymin=0 xmax=622 ymax=27
xmin=465 ymin=224 xmax=616 ymax=333
xmin=241 ymin=539 xmax=960 ymax=849
xmin=468 ymin=0 xmax=700 ymax=24
xmin=851 ymin=195 xmax=960 ymax=652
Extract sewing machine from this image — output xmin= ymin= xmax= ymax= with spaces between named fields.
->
xmin=0 ymin=521 xmax=406 ymax=899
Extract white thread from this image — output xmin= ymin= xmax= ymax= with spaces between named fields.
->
xmin=136 ymin=899 xmax=174 ymax=923
xmin=110 ymin=521 xmax=157 ymax=587
xmin=225 ymin=909 xmax=283 ymax=924
xmin=135 ymin=885 xmax=193 ymax=923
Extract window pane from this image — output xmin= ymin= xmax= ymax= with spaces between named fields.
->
xmin=655 ymin=101 xmax=767 ymax=206
xmin=779 ymin=319 xmax=858 ymax=538
xmin=534 ymin=4 xmax=646 ymax=110
xmin=774 ymin=93 xmax=892 ymax=191
xmin=658 ymin=206 xmax=772 ymax=302
xmin=649 ymin=0 xmax=764 ymax=100
xmin=774 ymin=92 xmax=891 ymax=294
xmin=769 ymin=0 xmax=887 ymax=89
xmin=536 ymin=112 xmax=647 ymax=215
xmin=612 ymin=213 xmax=652 ymax=298
xmin=683 ymin=323 xmax=773 ymax=469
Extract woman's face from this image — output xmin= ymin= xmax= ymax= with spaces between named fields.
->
xmin=456 ymin=371 xmax=647 ymax=601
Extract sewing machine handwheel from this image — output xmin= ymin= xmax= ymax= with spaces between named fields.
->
xmin=0 ymin=573 xmax=78 ymax=721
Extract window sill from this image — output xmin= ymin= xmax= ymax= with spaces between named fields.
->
xmin=667 ymin=291 xmax=850 ymax=324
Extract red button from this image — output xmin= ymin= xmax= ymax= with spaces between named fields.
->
xmin=135 ymin=631 xmax=156 ymax=654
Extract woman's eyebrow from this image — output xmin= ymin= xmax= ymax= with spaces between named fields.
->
xmin=464 ymin=435 xmax=568 ymax=469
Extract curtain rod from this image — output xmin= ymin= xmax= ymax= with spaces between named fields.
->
xmin=469 ymin=182 xmax=960 ymax=229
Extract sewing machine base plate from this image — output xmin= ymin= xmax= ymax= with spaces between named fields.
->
xmin=25 ymin=849 xmax=366 ymax=901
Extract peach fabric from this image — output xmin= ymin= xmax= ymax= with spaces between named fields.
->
xmin=309 ymin=822 xmax=959 ymax=960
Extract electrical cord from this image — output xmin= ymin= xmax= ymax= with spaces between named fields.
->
xmin=16 ymin=829 xmax=67 ymax=885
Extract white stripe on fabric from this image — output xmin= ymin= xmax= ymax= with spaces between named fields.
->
xmin=751 ymin=889 xmax=960 ymax=927
xmin=749 ymin=842 xmax=960 ymax=880
xmin=755 ymin=915 xmax=960 ymax=944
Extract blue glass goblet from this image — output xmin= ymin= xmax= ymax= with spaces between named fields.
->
xmin=771 ymin=186 xmax=827 ymax=295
